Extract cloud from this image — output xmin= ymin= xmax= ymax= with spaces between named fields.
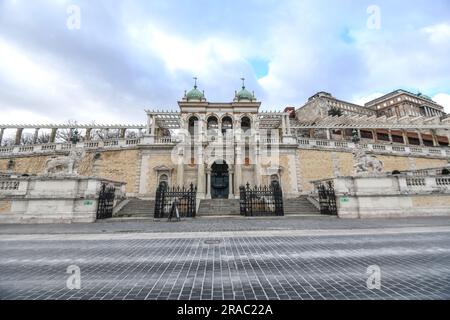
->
xmin=0 ymin=0 xmax=449 ymax=124
xmin=422 ymin=23 xmax=450 ymax=44
xmin=433 ymin=93 xmax=450 ymax=114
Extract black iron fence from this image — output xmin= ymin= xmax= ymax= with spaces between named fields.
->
xmin=239 ymin=182 xmax=284 ymax=216
xmin=317 ymin=180 xmax=337 ymax=215
xmin=96 ymin=183 xmax=116 ymax=219
xmin=154 ymin=183 xmax=197 ymax=218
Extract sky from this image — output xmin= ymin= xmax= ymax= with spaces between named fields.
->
xmin=0 ymin=0 xmax=450 ymax=125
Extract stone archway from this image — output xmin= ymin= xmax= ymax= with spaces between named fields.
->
xmin=211 ymin=160 xmax=229 ymax=199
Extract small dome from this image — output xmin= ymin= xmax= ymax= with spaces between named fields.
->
xmin=186 ymin=87 xmax=204 ymax=101
xmin=234 ymin=78 xmax=256 ymax=102
xmin=184 ymin=77 xmax=206 ymax=102
xmin=236 ymin=87 xmax=255 ymax=101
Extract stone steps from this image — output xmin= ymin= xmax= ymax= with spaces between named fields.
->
xmin=115 ymin=199 xmax=154 ymax=217
xmin=197 ymin=199 xmax=241 ymax=216
xmin=283 ymin=196 xmax=320 ymax=215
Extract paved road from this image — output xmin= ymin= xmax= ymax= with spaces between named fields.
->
xmin=1 ymin=219 xmax=449 ymax=300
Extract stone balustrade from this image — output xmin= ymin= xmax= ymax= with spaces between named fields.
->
xmin=312 ymin=174 xmax=450 ymax=218
xmin=1 ymin=136 xmax=449 ymax=159
xmin=297 ymin=138 xmax=450 ymax=158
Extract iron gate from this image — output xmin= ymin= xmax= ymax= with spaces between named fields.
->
xmin=239 ymin=182 xmax=284 ymax=216
xmin=96 ymin=183 xmax=116 ymax=219
xmin=317 ymin=180 xmax=337 ymax=215
xmin=154 ymin=183 xmax=197 ymax=218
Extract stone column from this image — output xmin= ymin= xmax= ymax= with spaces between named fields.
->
xmin=15 ymin=128 xmax=23 ymax=145
xmin=197 ymin=145 xmax=205 ymax=198
xmin=431 ymin=130 xmax=439 ymax=147
xmin=228 ymin=167 xmax=234 ymax=198
xmin=0 ymin=128 xmax=4 ymax=145
xmin=235 ymin=145 xmax=242 ymax=193
xmin=388 ymin=130 xmax=393 ymax=143
xmin=417 ymin=130 xmax=424 ymax=146
xmin=281 ymin=115 xmax=286 ymax=136
xmin=119 ymin=128 xmax=126 ymax=139
xmin=85 ymin=128 xmax=92 ymax=141
xmin=372 ymin=129 xmax=378 ymax=142
xmin=255 ymin=146 xmax=261 ymax=186
xmin=326 ymin=129 xmax=331 ymax=140
xmin=176 ymin=149 xmax=184 ymax=186
xmin=285 ymin=114 xmax=291 ymax=136
xmin=33 ymin=128 xmax=39 ymax=144
xmin=401 ymin=130 xmax=408 ymax=145
xmin=150 ymin=115 xmax=157 ymax=135
xmin=206 ymin=167 xmax=211 ymax=199
xmin=50 ymin=128 xmax=57 ymax=143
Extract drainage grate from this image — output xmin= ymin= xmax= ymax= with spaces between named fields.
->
xmin=203 ymin=239 xmax=221 ymax=245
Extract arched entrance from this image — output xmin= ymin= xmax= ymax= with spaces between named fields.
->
xmin=211 ymin=161 xmax=229 ymax=199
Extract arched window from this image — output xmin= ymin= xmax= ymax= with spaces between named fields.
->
xmin=188 ymin=116 xmax=198 ymax=135
xmin=241 ymin=116 xmax=251 ymax=132
xmin=159 ymin=174 xmax=169 ymax=188
xmin=207 ymin=116 xmax=218 ymax=130
xmin=221 ymin=116 xmax=233 ymax=135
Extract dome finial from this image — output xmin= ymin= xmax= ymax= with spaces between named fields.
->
xmin=193 ymin=76 xmax=198 ymax=89
xmin=241 ymin=77 xmax=245 ymax=90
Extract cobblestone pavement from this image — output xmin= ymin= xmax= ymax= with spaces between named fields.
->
xmin=1 ymin=223 xmax=449 ymax=299
xmin=1 ymin=216 xmax=450 ymax=234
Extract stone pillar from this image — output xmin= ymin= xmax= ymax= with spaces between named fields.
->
xmin=197 ymin=146 xmax=205 ymax=198
xmin=228 ymin=167 xmax=234 ymax=198
xmin=15 ymin=128 xmax=23 ymax=145
xmin=285 ymin=114 xmax=291 ymax=135
xmin=255 ymin=146 xmax=261 ymax=186
xmin=176 ymin=149 xmax=184 ymax=186
xmin=281 ymin=115 xmax=286 ymax=136
xmin=85 ymin=128 xmax=91 ymax=141
xmin=33 ymin=128 xmax=40 ymax=144
xmin=206 ymin=167 xmax=211 ymax=199
xmin=235 ymin=145 xmax=242 ymax=193
xmin=388 ymin=130 xmax=393 ymax=143
xmin=150 ymin=115 xmax=157 ymax=135
xmin=326 ymin=129 xmax=331 ymax=140
xmin=0 ymin=128 xmax=4 ymax=145
xmin=401 ymin=130 xmax=408 ymax=145
xmin=119 ymin=128 xmax=126 ymax=139
xmin=50 ymin=128 xmax=57 ymax=143
xmin=431 ymin=130 xmax=439 ymax=147
xmin=372 ymin=129 xmax=378 ymax=142
xmin=417 ymin=130 xmax=424 ymax=146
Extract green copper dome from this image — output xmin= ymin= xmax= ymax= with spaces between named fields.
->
xmin=184 ymin=77 xmax=205 ymax=102
xmin=186 ymin=87 xmax=204 ymax=101
xmin=236 ymin=87 xmax=254 ymax=101
xmin=235 ymin=78 xmax=256 ymax=102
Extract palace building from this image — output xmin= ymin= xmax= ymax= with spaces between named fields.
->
xmin=0 ymin=80 xmax=449 ymax=216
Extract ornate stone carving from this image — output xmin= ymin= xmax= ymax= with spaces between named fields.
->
xmin=352 ymin=148 xmax=384 ymax=175
xmin=44 ymin=147 xmax=85 ymax=175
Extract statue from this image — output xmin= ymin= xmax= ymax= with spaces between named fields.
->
xmin=44 ymin=147 xmax=85 ymax=175
xmin=352 ymin=148 xmax=384 ymax=175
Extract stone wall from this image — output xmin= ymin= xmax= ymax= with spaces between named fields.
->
xmin=297 ymin=149 xmax=448 ymax=193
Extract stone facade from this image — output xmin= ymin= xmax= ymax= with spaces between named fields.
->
xmin=0 ymin=87 xmax=449 ymax=201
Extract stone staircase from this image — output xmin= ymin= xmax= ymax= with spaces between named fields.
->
xmin=197 ymin=199 xmax=241 ymax=216
xmin=283 ymin=196 xmax=320 ymax=215
xmin=114 ymin=198 xmax=154 ymax=217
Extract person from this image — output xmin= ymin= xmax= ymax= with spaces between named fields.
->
xmin=168 ymin=198 xmax=180 ymax=222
